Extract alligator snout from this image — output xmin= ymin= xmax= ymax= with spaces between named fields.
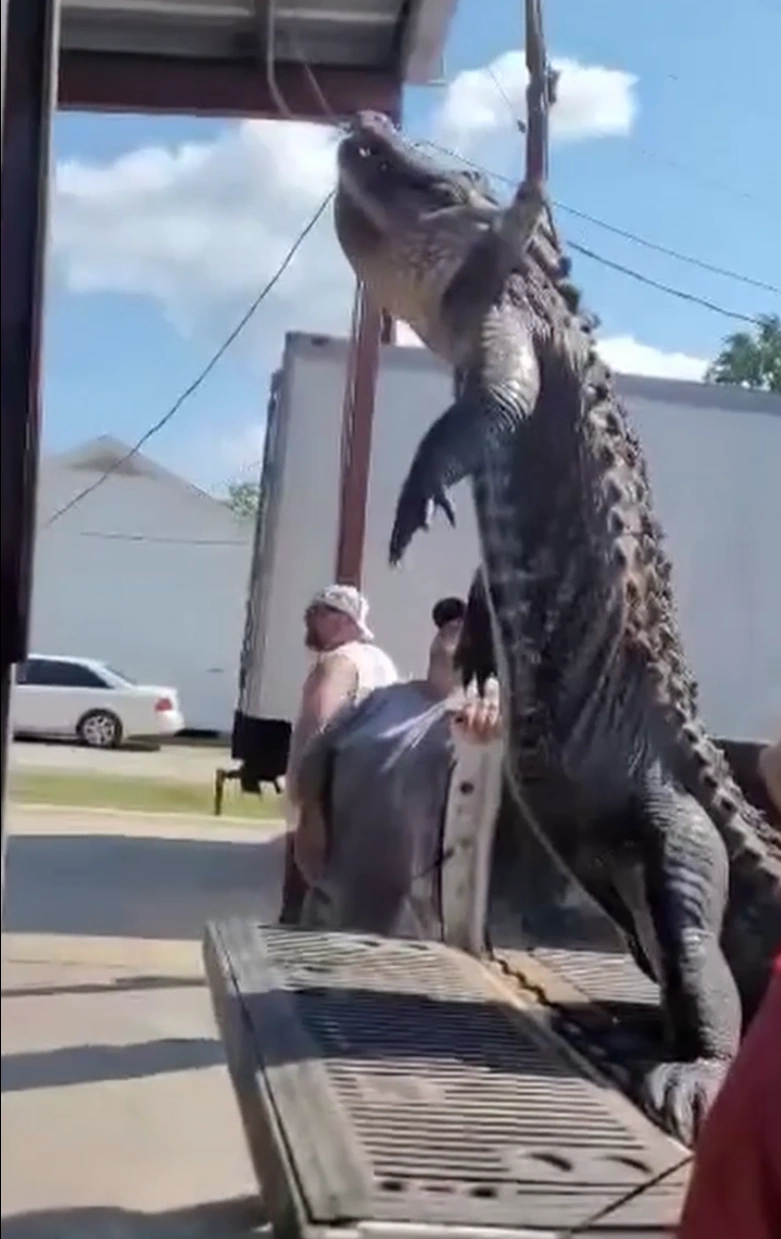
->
xmin=346 ymin=111 xmax=397 ymax=143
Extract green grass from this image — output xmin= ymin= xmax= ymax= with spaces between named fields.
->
xmin=9 ymin=769 xmax=283 ymax=820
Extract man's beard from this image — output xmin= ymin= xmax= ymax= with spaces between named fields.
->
xmin=305 ymin=628 xmax=324 ymax=652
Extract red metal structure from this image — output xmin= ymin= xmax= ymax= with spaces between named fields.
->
xmin=0 ymin=0 xmax=459 ymax=907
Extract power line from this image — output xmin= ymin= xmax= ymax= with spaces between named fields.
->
xmin=421 ymin=139 xmax=780 ymax=297
xmin=567 ymin=242 xmax=764 ymax=324
xmin=441 ymin=61 xmax=778 ymax=294
xmin=277 ymin=30 xmax=777 ymax=312
xmin=279 ymin=34 xmax=774 ymax=321
xmin=45 ymin=193 xmax=334 ymax=528
xmin=549 ymin=201 xmax=779 ymax=296
xmin=46 ymin=31 xmax=338 ymax=532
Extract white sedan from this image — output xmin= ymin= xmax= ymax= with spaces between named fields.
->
xmin=12 ymin=655 xmax=185 ymax=748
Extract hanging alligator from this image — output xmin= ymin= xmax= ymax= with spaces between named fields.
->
xmin=332 ymin=109 xmax=781 ymax=1146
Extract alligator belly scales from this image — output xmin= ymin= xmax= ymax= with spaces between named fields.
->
xmin=334 ymin=110 xmax=781 ymax=1145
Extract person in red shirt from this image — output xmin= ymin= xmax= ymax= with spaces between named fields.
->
xmin=678 ymin=955 xmax=781 ymax=1238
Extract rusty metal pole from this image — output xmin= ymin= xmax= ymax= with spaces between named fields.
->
xmin=334 ymin=282 xmax=384 ymax=587
xmin=0 ymin=0 xmax=61 ymax=914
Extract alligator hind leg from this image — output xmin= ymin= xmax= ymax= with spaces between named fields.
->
xmin=633 ymin=769 xmax=741 ymax=1145
xmin=454 ymin=569 xmax=497 ymax=691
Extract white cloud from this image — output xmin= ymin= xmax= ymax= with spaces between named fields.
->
xmin=53 ymin=119 xmax=353 ymax=342
xmin=433 ymin=50 xmax=638 ymax=155
xmin=397 ymin=322 xmax=707 ymax=382
xmin=50 ymin=48 xmax=638 ymax=335
xmin=596 ymin=336 xmax=707 ymax=381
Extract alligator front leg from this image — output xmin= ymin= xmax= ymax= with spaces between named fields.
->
xmin=389 ymin=397 xmax=467 ymax=565
xmin=390 ymin=316 xmax=541 ymax=566
xmin=633 ymin=770 xmax=742 ymax=1145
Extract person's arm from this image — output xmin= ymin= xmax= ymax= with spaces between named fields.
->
xmin=284 ymin=653 xmax=359 ymax=888
xmin=284 ymin=653 xmax=358 ymax=809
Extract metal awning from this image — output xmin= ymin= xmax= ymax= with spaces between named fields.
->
xmin=57 ymin=0 xmax=457 ymax=115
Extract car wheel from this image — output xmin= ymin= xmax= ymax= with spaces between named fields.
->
xmin=77 ymin=709 xmax=123 ymax=749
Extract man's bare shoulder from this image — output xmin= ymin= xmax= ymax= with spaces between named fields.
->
xmin=306 ymin=650 xmax=359 ymax=688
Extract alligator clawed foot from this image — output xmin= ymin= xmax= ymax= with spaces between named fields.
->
xmin=390 ymin=480 xmax=455 ymax=565
xmin=432 ymin=488 xmax=457 ymax=529
xmin=638 ymin=1058 xmax=729 ymax=1147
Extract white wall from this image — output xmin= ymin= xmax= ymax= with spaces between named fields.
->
xmin=246 ymin=340 xmax=344 ymax=721
xmin=32 ymin=452 xmax=254 ymax=731
xmin=627 ymin=387 xmax=780 ymax=742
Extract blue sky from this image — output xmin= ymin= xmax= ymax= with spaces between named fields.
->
xmin=45 ymin=0 xmax=780 ymax=493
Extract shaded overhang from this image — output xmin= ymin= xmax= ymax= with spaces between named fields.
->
xmin=57 ymin=0 xmax=458 ymax=117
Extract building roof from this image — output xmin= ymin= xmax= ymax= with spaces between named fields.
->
xmin=58 ymin=0 xmax=458 ymax=115
xmin=47 ymin=434 xmax=246 ymax=516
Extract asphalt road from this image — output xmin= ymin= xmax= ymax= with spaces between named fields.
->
xmin=10 ymin=740 xmax=232 ymax=784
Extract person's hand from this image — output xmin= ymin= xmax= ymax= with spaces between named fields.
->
xmin=450 ymin=677 xmax=502 ymax=745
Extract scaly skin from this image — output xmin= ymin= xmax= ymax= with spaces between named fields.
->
xmin=333 ymin=112 xmax=781 ymax=1146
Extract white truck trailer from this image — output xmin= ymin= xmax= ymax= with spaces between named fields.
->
xmin=232 ymin=330 xmax=780 ymax=788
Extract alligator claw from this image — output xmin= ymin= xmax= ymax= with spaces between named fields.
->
xmin=638 ymin=1058 xmax=728 ymax=1147
xmin=439 ymin=490 xmax=457 ymax=527
xmin=390 ymin=483 xmax=456 ymax=565
xmin=424 ymin=489 xmax=456 ymax=530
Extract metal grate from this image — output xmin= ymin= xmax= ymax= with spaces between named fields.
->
xmin=205 ymin=922 xmax=688 ymax=1236
xmin=531 ymin=945 xmax=660 ymax=1009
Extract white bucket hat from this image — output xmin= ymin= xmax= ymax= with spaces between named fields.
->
xmin=307 ymin=583 xmax=374 ymax=640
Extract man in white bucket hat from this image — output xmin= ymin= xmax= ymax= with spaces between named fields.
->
xmin=279 ymin=583 xmax=398 ymax=921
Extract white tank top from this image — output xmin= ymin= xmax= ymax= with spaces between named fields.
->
xmin=332 ymin=640 xmax=399 ymax=701
xmin=283 ymin=640 xmax=399 ymax=830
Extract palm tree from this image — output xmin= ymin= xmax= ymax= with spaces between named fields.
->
xmin=706 ymin=313 xmax=781 ymax=393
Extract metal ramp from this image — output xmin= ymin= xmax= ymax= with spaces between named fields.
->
xmin=204 ymin=922 xmax=689 ymax=1239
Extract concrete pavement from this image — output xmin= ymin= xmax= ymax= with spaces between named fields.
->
xmin=2 ymin=806 xmax=287 ymax=1237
